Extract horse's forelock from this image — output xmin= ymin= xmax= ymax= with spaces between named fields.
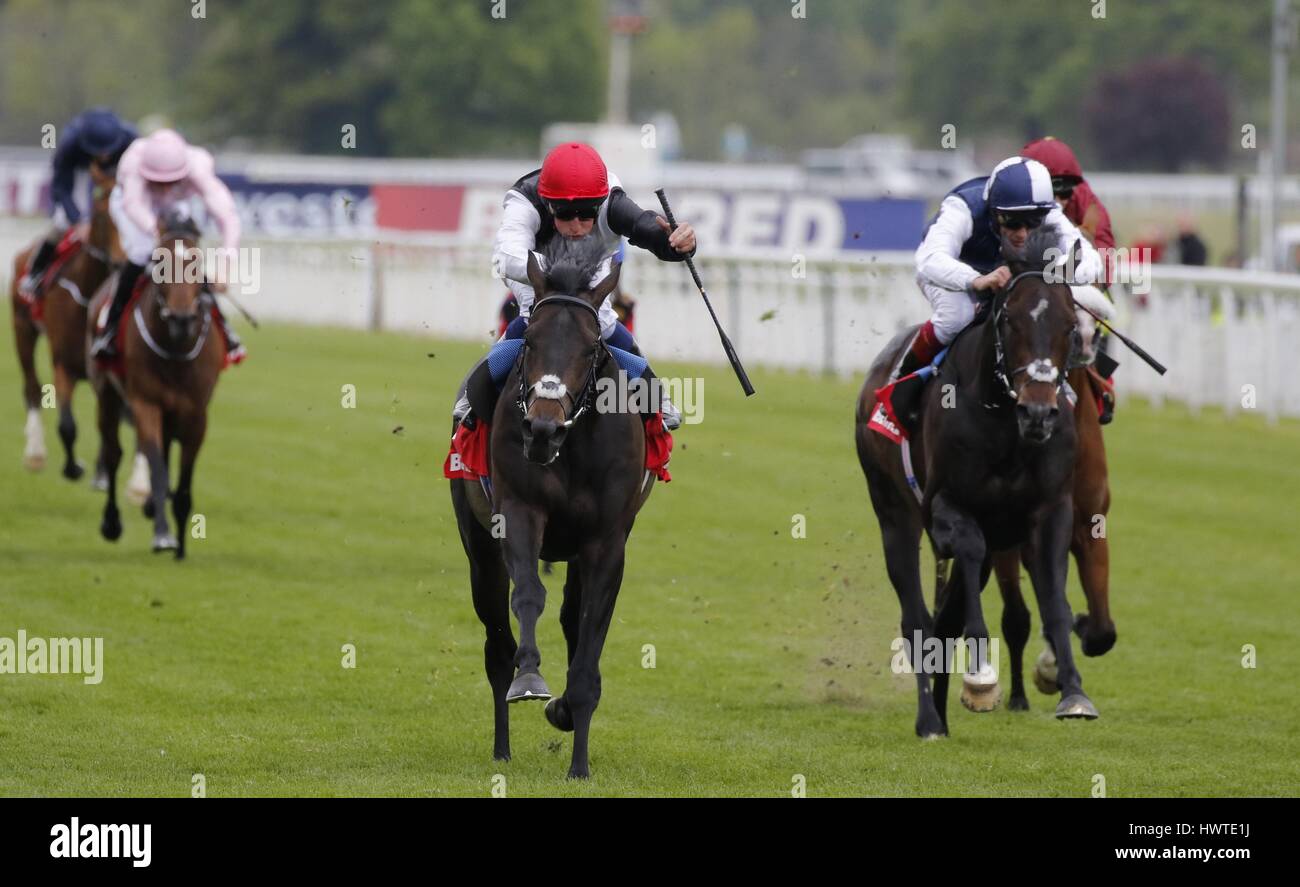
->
xmin=542 ymin=235 xmax=604 ymax=295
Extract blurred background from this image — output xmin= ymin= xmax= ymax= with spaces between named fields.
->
xmin=2 ymin=0 xmax=1298 ymax=415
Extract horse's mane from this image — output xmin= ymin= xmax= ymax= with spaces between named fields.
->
xmin=542 ymin=235 xmax=606 ymax=296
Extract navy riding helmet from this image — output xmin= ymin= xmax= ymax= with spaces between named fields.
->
xmin=984 ymin=156 xmax=1057 ymax=214
xmin=78 ymin=108 xmax=131 ymax=157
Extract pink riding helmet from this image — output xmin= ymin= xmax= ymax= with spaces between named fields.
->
xmin=139 ymin=129 xmax=191 ymax=183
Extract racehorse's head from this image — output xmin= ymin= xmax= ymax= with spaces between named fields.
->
xmin=152 ymin=209 xmax=210 ymax=347
xmin=518 ymin=236 xmax=620 ymax=464
xmin=996 ymin=225 xmax=1079 ymax=444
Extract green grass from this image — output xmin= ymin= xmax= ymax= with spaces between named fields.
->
xmin=1 ymin=322 xmax=1297 ymax=797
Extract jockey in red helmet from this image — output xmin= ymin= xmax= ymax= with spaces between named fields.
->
xmin=1022 ymin=137 xmax=1119 ymax=423
xmin=454 ymin=142 xmax=696 ymax=430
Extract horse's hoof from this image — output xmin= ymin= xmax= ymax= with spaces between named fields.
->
xmin=1055 ymin=694 xmax=1099 ymax=720
xmin=100 ymin=512 xmax=122 ymax=542
xmin=143 ymin=500 xmax=155 ymax=519
xmin=506 ymin=672 xmax=551 ymax=703
xmin=915 ymin=712 xmax=948 ymax=739
xmin=152 ymin=533 xmax=178 ymax=553
xmin=493 ymin=751 xmax=511 ymax=763
xmin=90 ymin=472 xmax=109 ymax=492
xmin=1077 ymin=617 xmax=1117 ymax=657
xmin=566 ymin=766 xmax=590 ymax=780
xmin=1033 ymin=647 xmax=1059 ymax=695
xmin=545 ymin=696 xmax=574 ymax=732
xmin=960 ymin=679 xmax=1002 ymax=713
xmin=174 ymin=547 xmax=186 ymax=561
xmin=23 ymin=452 xmax=46 ymax=472
xmin=62 ymin=461 xmax=85 ymax=481
xmin=1008 ymin=694 xmax=1030 ymax=711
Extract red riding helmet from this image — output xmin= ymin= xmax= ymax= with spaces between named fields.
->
xmin=538 ymin=142 xmax=609 ymax=201
xmin=1021 ymin=137 xmax=1083 ymax=182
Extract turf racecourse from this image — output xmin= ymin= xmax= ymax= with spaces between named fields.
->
xmin=2 ymin=322 xmax=1297 ymax=797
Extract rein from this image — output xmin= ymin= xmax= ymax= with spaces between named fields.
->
xmin=514 ymin=295 xmax=607 ymax=429
xmin=136 ymin=235 xmax=215 ymax=363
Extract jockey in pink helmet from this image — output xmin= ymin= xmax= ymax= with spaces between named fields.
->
xmin=91 ymin=128 xmax=245 ymax=363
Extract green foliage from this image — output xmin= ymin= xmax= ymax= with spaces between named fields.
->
xmin=0 ymin=0 xmax=1290 ymax=169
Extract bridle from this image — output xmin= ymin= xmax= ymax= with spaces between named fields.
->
xmin=514 ymin=294 xmax=607 ymax=428
xmin=986 ymin=270 xmax=1076 ymax=407
xmin=136 ymin=231 xmax=214 ymax=362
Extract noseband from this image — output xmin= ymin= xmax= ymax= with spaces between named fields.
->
xmin=987 ymin=270 xmax=1074 ymax=407
xmin=514 ymin=295 xmax=607 ymax=428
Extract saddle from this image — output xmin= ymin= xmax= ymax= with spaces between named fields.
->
xmin=21 ymin=228 xmax=85 ymax=322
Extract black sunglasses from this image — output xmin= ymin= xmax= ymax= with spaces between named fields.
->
xmin=549 ymin=199 xmax=604 ymax=221
xmin=995 ymin=211 xmax=1047 ymax=231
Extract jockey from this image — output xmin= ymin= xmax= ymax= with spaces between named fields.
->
xmin=20 ymin=108 xmax=137 ymax=296
xmin=882 ymin=156 xmax=1103 ymax=425
xmin=453 ymin=141 xmax=696 ymax=430
xmin=1021 ymin=136 xmax=1118 ymax=422
xmin=91 ymin=129 xmax=245 ymax=364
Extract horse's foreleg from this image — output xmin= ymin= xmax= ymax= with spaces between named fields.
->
xmin=96 ymin=387 xmax=123 ymax=542
xmin=54 ymin=363 xmax=83 ymax=480
xmin=1072 ymin=427 xmax=1115 ymax=656
xmin=498 ymin=502 xmax=550 ymax=702
xmin=865 ymin=466 xmax=942 ymax=738
xmin=993 ymin=548 xmax=1031 ymax=710
xmin=930 ymin=493 xmax=999 ymax=713
xmin=560 ymin=536 xmax=627 ymax=779
xmin=133 ymin=400 xmax=176 ymax=553
xmin=452 ymin=480 xmax=517 ymax=762
xmin=13 ymin=299 xmax=46 ymax=471
xmin=172 ymin=414 xmax=205 ymax=561
xmin=1026 ymin=496 xmax=1098 ymax=719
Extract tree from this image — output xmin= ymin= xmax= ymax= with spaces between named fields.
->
xmin=1086 ymin=57 xmax=1230 ymax=171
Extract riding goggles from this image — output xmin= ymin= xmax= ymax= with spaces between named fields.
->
xmin=1051 ymin=176 xmax=1079 ymax=200
xmin=995 ymin=210 xmax=1049 ymax=231
xmin=549 ymin=198 xmax=605 ymax=221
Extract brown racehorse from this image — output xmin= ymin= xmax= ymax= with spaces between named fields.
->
xmin=90 ymin=212 xmax=224 ymax=559
xmin=10 ymin=163 xmax=120 ymax=478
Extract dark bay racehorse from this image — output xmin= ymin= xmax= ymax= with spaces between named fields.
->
xmin=10 ymin=163 xmax=119 ymax=478
xmin=90 ymin=213 xmax=225 ymax=559
xmin=933 ymin=309 xmax=1117 ymax=707
xmin=450 ymin=238 xmax=655 ymax=778
xmin=855 ymin=227 xmax=1098 ymax=738
xmin=990 ymin=357 xmax=1115 ymax=707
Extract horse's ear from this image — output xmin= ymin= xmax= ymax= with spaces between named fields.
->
xmin=526 ymin=251 xmax=547 ymax=297
xmin=585 ymin=261 xmax=621 ymax=308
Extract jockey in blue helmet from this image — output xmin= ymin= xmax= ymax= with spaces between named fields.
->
xmin=20 ymin=108 xmax=137 ymax=295
xmin=880 ymin=156 xmax=1103 ymax=423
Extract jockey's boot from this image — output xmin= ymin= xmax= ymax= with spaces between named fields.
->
xmin=91 ymin=261 xmax=145 ymax=361
xmin=215 ymin=304 xmax=246 ymax=365
xmin=1093 ymin=338 xmax=1119 ymax=425
xmin=453 ymin=357 xmax=495 ymax=429
xmin=887 ymin=320 xmax=942 ymax=429
xmin=20 ymin=237 xmax=59 ymax=297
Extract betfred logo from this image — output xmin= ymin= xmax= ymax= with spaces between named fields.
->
xmin=868 ymin=403 xmax=904 ymax=444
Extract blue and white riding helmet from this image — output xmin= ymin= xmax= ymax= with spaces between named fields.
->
xmin=984 ymin=156 xmax=1056 ymax=215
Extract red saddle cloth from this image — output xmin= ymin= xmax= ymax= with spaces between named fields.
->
xmin=22 ymin=228 xmax=84 ymax=323
xmin=866 ymin=378 xmax=909 ymax=445
xmin=443 ymin=414 xmax=673 ymax=483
